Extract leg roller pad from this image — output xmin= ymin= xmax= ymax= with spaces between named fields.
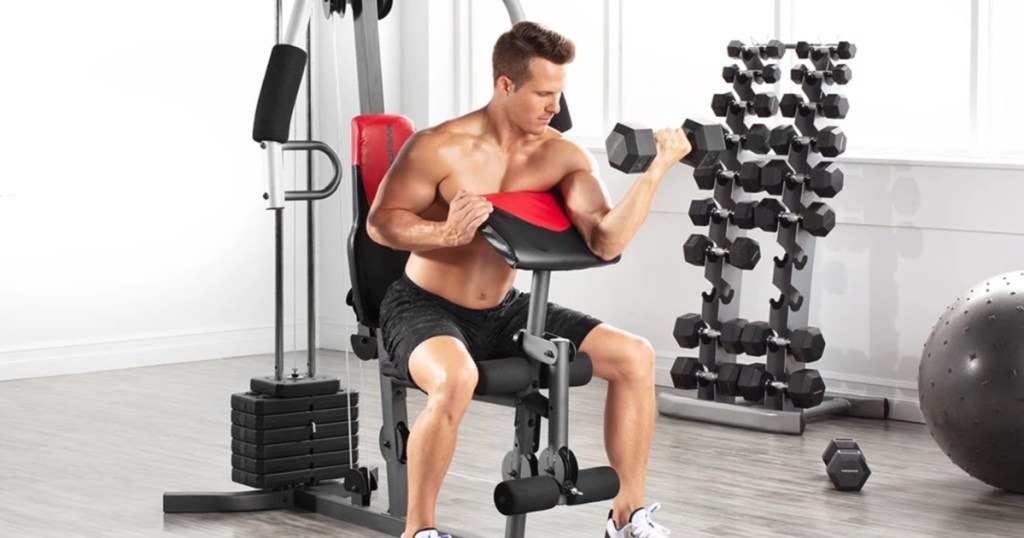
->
xmin=566 ymin=466 xmax=620 ymax=505
xmin=493 ymin=476 xmax=561 ymax=516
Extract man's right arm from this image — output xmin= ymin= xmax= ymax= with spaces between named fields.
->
xmin=366 ymin=132 xmax=493 ymax=252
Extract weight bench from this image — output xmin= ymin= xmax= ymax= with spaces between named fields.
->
xmin=347 ymin=114 xmax=621 ymax=537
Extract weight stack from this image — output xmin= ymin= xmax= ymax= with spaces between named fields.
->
xmin=229 ymin=389 xmax=361 ymax=489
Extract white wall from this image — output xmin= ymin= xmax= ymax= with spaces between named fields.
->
xmin=0 ymin=1 xmax=317 ymax=380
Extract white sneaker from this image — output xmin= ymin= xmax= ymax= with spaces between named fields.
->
xmin=402 ymin=529 xmax=451 ymax=538
xmin=605 ymin=503 xmax=671 ymax=538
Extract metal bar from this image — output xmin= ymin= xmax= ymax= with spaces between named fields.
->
xmin=548 ymin=339 xmax=571 ymax=451
xmin=352 ymin=0 xmax=386 ymax=113
xmin=282 ymin=0 xmax=313 ymax=48
xmin=526 ymin=271 xmax=550 ymax=336
xmin=801 ymin=397 xmax=851 ymax=420
xmin=295 ymin=485 xmax=407 ymax=535
xmin=657 ymin=390 xmax=805 ymax=435
xmin=282 ymin=141 xmax=343 ymax=201
xmin=163 ymin=490 xmax=295 ymax=513
xmin=378 ymin=337 xmax=409 ymax=518
xmin=275 ymin=209 xmax=285 ymax=381
xmin=501 ymin=0 xmax=526 ymax=23
xmin=306 ymin=19 xmax=317 ymax=377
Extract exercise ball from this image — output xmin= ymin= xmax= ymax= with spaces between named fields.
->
xmin=919 ymin=271 xmax=1024 ymax=493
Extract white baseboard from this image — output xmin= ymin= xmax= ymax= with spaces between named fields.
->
xmin=0 ymin=325 xmax=310 ymax=382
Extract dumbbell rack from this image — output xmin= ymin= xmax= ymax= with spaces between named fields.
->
xmin=658 ymin=40 xmax=888 ymax=434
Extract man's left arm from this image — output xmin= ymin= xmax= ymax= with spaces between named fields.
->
xmin=559 ymin=129 xmax=690 ymax=261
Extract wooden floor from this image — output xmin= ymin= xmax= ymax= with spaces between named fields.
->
xmin=2 ymin=351 xmax=1023 ymax=537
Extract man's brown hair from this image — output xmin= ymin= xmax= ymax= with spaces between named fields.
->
xmin=492 ymin=21 xmax=575 ymax=87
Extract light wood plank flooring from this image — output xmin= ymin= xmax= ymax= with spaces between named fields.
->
xmin=2 ymin=352 xmax=1023 ymax=537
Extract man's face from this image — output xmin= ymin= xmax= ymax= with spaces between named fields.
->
xmin=504 ymin=57 xmax=565 ymax=136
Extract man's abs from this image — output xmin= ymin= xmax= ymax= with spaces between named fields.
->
xmin=404 ymin=237 xmax=517 ymax=309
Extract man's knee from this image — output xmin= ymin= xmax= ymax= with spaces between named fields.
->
xmin=602 ymin=333 xmax=655 ymax=383
xmin=409 ymin=337 xmax=479 ymax=417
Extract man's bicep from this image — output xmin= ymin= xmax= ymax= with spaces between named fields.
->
xmin=559 ymin=169 xmax=611 ymax=244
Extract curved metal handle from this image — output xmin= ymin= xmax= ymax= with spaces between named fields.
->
xmin=501 ymin=0 xmax=526 ymax=24
xmin=282 ymin=140 xmax=343 ymax=201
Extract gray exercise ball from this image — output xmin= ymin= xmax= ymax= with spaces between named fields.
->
xmin=919 ymin=271 xmax=1024 ymax=493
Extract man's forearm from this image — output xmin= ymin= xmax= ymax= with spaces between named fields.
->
xmin=368 ymin=209 xmax=451 ymax=252
xmin=589 ymin=165 xmax=668 ymax=260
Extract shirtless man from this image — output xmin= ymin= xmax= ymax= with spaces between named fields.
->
xmin=368 ymin=21 xmax=690 ymax=538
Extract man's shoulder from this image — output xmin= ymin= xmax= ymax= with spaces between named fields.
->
xmin=538 ymin=132 xmax=593 ymax=169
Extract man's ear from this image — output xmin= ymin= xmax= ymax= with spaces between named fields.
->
xmin=497 ymin=75 xmax=515 ymax=96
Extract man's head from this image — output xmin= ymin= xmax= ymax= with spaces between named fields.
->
xmin=491 ymin=21 xmax=575 ymax=135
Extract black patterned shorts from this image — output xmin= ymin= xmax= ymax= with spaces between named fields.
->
xmin=378 ymin=274 xmax=602 ymax=388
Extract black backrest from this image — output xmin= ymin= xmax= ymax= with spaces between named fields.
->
xmin=347 ymin=114 xmax=415 ymax=329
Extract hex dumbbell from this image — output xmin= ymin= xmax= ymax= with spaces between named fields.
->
xmin=605 ymin=120 xmax=727 ymax=174
xmin=791 ymin=64 xmax=853 ymax=85
xmin=670 ymin=357 xmax=745 ymax=396
xmin=822 ymin=438 xmax=871 ymax=492
xmin=727 ymin=39 xmax=786 ymax=60
xmin=683 ymin=234 xmax=761 ymax=270
xmin=795 ymin=41 xmax=857 ymax=60
xmin=723 ymin=64 xmax=781 ymax=84
xmin=759 ymin=160 xmax=844 ymax=198
xmin=672 ymin=314 xmax=748 ymax=354
xmin=736 ymin=364 xmax=826 ymax=408
xmin=769 ymin=124 xmax=846 ymax=158
xmin=711 ymin=92 xmax=779 ymax=118
xmin=738 ymin=321 xmax=827 ymax=362
xmin=753 ymin=198 xmax=836 ymax=237
xmin=780 ymin=93 xmax=850 ymax=119
xmin=688 ymin=198 xmax=757 ymax=230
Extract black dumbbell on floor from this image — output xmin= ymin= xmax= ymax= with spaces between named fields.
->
xmin=711 ymin=93 xmax=779 ymax=118
xmin=723 ymin=64 xmax=781 ymax=84
xmin=753 ymin=199 xmax=836 ymax=237
xmin=822 ymin=438 xmax=871 ymax=491
xmin=606 ymin=120 xmax=726 ymax=174
xmin=673 ymin=314 xmax=748 ymax=353
xmin=769 ymin=124 xmax=847 ymax=158
xmin=791 ymin=64 xmax=853 ymax=85
xmin=736 ymin=364 xmax=826 ymax=408
xmin=683 ymin=234 xmax=761 ymax=270
xmin=688 ymin=198 xmax=757 ymax=230
xmin=739 ymin=321 xmax=827 ymax=363
xmin=670 ymin=357 xmax=745 ymax=396
xmin=780 ymin=93 xmax=850 ymax=119
xmin=759 ymin=160 xmax=844 ymax=198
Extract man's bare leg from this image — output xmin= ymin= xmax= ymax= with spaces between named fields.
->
xmin=402 ymin=336 xmax=479 ymax=537
xmin=580 ymin=324 xmax=657 ymax=528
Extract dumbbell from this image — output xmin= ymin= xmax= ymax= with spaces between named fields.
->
xmin=791 ymin=64 xmax=853 ymax=85
xmin=605 ymin=120 xmax=726 ymax=174
xmin=780 ymin=93 xmax=850 ymax=119
xmin=688 ymin=198 xmax=757 ymax=229
xmin=736 ymin=161 xmax=774 ymax=194
xmin=672 ymin=314 xmax=748 ymax=353
xmin=727 ymin=39 xmax=785 ymax=60
xmin=711 ymin=93 xmax=779 ymax=118
xmin=760 ymin=160 xmax=844 ymax=198
xmin=736 ymin=364 xmax=826 ymax=408
xmin=822 ymin=439 xmax=871 ymax=491
xmin=682 ymin=234 xmax=761 ymax=270
xmin=795 ymin=41 xmax=857 ymax=60
xmin=753 ymin=198 xmax=836 ymax=237
xmin=769 ymin=124 xmax=846 ymax=158
xmin=670 ymin=357 xmax=745 ymax=395
xmin=738 ymin=321 xmax=827 ymax=363
xmin=723 ymin=64 xmax=781 ymax=84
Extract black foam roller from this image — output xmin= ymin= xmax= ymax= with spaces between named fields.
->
xmin=565 ymin=466 xmax=619 ymax=505
xmin=252 ymin=44 xmax=308 ymax=143
xmin=550 ymin=93 xmax=572 ymax=133
xmin=493 ymin=476 xmax=560 ymax=515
